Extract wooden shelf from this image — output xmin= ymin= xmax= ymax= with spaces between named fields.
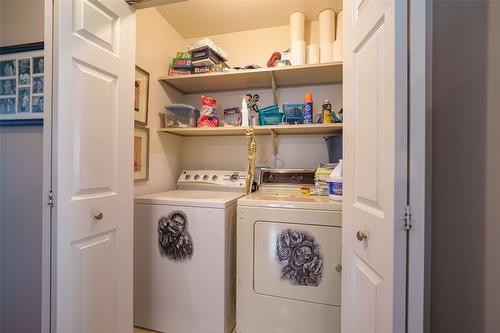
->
xmin=159 ymin=62 xmax=343 ymax=94
xmin=157 ymin=123 xmax=343 ymax=137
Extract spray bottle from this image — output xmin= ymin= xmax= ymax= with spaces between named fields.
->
xmin=304 ymin=93 xmax=313 ymax=124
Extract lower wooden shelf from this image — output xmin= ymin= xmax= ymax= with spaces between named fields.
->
xmin=157 ymin=123 xmax=343 ymax=137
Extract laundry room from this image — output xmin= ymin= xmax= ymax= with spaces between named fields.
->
xmin=132 ymin=2 xmax=345 ymax=333
xmin=133 ymin=3 xmax=344 ymax=197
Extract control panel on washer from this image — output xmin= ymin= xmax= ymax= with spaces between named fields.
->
xmin=178 ymin=170 xmax=246 ymax=188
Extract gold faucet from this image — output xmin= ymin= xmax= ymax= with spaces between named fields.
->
xmin=245 ymin=127 xmax=257 ymax=194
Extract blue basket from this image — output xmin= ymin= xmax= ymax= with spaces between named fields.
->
xmin=282 ymin=104 xmax=304 ymax=124
xmin=259 ymin=105 xmax=283 ymax=125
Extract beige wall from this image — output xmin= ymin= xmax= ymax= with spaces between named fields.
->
xmin=180 ymin=22 xmax=337 ymax=173
xmin=0 ymin=0 xmax=44 ymax=46
xmin=137 ymin=12 xmax=339 ymax=191
xmin=134 ymin=8 xmax=186 ymax=196
xmin=181 ymin=84 xmax=342 ymax=171
xmin=186 ymin=21 xmax=321 ymax=68
xmin=431 ymin=1 xmax=500 ymax=332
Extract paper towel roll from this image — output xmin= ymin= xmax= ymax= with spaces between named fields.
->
xmin=336 ymin=10 xmax=343 ymax=41
xmin=333 ymin=40 xmax=343 ymax=62
xmin=290 ymin=12 xmax=305 ymax=42
xmin=307 ymin=44 xmax=319 ymax=64
xmin=319 ymin=9 xmax=335 ymax=63
xmin=291 ymin=40 xmax=306 ymax=66
xmin=333 ymin=10 xmax=343 ymax=61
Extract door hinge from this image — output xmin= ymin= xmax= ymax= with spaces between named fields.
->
xmin=48 ymin=190 xmax=54 ymax=207
xmin=403 ymin=205 xmax=412 ymax=231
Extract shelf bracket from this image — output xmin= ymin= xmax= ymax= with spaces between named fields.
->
xmin=270 ymin=71 xmax=278 ymax=106
xmin=270 ymin=129 xmax=278 ymax=157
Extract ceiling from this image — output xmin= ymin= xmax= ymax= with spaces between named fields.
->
xmin=156 ymin=0 xmax=343 ymax=39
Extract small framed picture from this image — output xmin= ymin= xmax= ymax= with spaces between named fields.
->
xmin=134 ymin=66 xmax=149 ymax=126
xmin=0 ymin=42 xmax=44 ymax=126
xmin=134 ymin=125 xmax=150 ymax=182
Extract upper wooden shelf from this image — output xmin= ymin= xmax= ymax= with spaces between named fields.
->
xmin=157 ymin=123 xmax=343 ymax=137
xmin=159 ymin=62 xmax=343 ymax=94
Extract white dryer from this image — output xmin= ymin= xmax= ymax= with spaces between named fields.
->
xmin=236 ymin=168 xmax=342 ymax=333
xmin=134 ymin=170 xmax=246 ymax=333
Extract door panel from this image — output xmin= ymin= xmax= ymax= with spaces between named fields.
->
xmin=74 ymin=0 xmax=120 ymax=53
xmin=342 ymin=0 xmax=408 ymax=332
xmin=75 ymin=232 xmax=116 ymax=333
xmin=351 ymin=253 xmax=382 ymax=333
xmin=53 ymin=0 xmax=135 ymax=332
xmin=72 ymin=60 xmax=117 ymax=198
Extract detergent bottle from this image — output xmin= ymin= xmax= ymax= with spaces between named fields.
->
xmin=329 ymin=159 xmax=343 ymax=201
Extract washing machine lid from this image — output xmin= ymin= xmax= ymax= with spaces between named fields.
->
xmin=135 ymin=190 xmax=244 ymax=208
xmin=238 ymin=191 xmax=342 ymax=211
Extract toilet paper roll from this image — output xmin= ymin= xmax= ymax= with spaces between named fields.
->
xmin=291 ymin=40 xmax=306 ymax=66
xmin=307 ymin=44 xmax=319 ymax=64
xmin=333 ymin=40 xmax=343 ymax=62
xmin=290 ymin=12 xmax=305 ymax=42
xmin=319 ymin=9 xmax=335 ymax=63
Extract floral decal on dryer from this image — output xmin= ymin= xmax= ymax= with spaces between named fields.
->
xmin=158 ymin=211 xmax=193 ymax=261
xmin=276 ymin=229 xmax=323 ymax=286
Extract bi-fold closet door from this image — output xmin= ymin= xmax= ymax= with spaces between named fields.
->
xmin=50 ymin=0 xmax=135 ymax=332
xmin=342 ymin=0 xmax=409 ymax=332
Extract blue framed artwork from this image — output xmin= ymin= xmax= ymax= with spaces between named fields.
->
xmin=0 ymin=42 xmax=44 ymax=126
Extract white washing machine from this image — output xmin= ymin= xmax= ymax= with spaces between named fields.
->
xmin=236 ymin=168 xmax=342 ymax=333
xmin=134 ymin=170 xmax=246 ymax=333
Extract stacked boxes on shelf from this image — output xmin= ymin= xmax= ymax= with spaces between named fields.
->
xmin=169 ymin=39 xmax=229 ymax=76
xmin=168 ymin=52 xmax=192 ymax=76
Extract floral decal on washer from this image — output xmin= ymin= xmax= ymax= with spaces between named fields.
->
xmin=158 ymin=211 xmax=193 ymax=261
xmin=276 ymin=229 xmax=323 ymax=286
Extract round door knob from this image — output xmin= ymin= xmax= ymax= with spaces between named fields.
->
xmin=94 ymin=210 xmax=104 ymax=221
xmin=356 ymin=231 xmax=368 ymax=241
xmin=335 ymin=264 xmax=342 ymax=272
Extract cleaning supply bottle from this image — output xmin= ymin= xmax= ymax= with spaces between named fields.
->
xmin=329 ymin=159 xmax=343 ymax=201
xmin=322 ymin=100 xmax=333 ymax=124
xmin=304 ymin=93 xmax=313 ymax=124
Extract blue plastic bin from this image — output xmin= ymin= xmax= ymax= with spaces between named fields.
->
xmin=259 ymin=105 xmax=283 ymax=125
xmin=282 ymin=104 xmax=304 ymax=124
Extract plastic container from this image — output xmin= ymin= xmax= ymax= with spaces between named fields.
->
xmin=259 ymin=105 xmax=283 ymax=125
xmin=324 ymin=134 xmax=343 ymax=163
xmin=164 ymin=104 xmax=199 ymax=128
xmin=329 ymin=159 xmax=343 ymax=201
xmin=304 ymin=93 xmax=313 ymax=124
xmin=223 ymin=107 xmax=242 ymax=126
xmin=282 ymin=103 xmax=305 ymax=124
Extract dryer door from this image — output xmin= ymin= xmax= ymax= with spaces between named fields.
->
xmin=254 ymin=221 xmax=341 ymax=306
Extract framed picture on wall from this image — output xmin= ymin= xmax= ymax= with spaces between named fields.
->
xmin=134 ymin=66 xmax=149 ymax=126
xmin=134 ymin=125 xmax=150 ymax=182
xmin=0 ymin=42 xmax=44 ymax=126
